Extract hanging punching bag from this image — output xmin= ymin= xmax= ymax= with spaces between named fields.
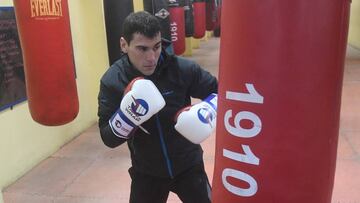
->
xmin=104 ymin=0 xmax=133 ymax=64
xmin=13 ymin=0 xmax=79 ymax=126
xmin=182 ymin=0 xmax=194 ymax=38
xmin=212 ymin=1 xmax=351 ymax=203
xmin=192 ymin=0 xmax=206 ymax=38
xmin=143 ymin=0 xmax=172 ymax=42
xmin=205 ymin=0 xmax=215 ymax=31
xmin=168 ymin=0 xmax=186 ymax=55
xmin=213 ymin=0 xmax=221 ymax=37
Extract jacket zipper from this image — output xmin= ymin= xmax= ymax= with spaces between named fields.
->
xmin=156 ymin=114 xmax=174 ymax=178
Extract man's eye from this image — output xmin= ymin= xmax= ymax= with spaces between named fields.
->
xmin=137 ymin=47 xmax=148 ymax=52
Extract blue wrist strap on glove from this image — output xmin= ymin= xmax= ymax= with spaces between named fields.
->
xmin=204 ymin=93 xmax=218 ymax=110
xmin=109 ymin=108 xmax=137 ymax=139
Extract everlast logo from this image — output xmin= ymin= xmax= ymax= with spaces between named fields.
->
xmin=30 ymin=0 xmax=63 ymax=18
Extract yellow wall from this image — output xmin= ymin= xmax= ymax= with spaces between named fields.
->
xmin=0 ymin=0 xmax=109 ymax=201
xmin=1 ymin=0 xmax=13 ymax=6
xmin=349 ymin=0 xmax=360 ymax=49
xmin=183 ymin=38 xmax=193 ymax=56
xmin=133 ymin=0 xmax=144 ymax=12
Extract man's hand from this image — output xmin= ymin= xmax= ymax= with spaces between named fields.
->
xmin=175 ymin=93 xmax=217 ymax=144
xmin=109 ymin=77 xmax=165 ymax=138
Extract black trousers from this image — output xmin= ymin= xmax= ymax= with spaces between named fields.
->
xmin=128 ymin=163 xmax=212 ymax=203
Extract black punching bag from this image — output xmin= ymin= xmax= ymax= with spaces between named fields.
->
xmin=104 ymin=0 xmax=133 ymax=64
xmin=182 ymin=0 xmax=194 ymax=37
xmin=143 ymin=0 xmax=172 ymax=42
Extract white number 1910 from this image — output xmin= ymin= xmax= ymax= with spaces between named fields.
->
xmin=222 ymin=83 xmax=263 ymax=197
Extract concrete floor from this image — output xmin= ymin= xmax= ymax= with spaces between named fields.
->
xmin=3 ymin=37 xmax=360 ymax=202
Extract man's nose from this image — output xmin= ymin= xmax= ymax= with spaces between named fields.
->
xmin=146 ymin=50 xmax=156 ymax=62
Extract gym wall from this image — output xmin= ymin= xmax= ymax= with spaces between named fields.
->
xmin=0 ymin=1 xmax=109 ymax=201
xmin=349 ymin=0 xmax=360 ymax=49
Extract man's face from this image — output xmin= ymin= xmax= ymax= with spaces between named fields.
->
xmin=120 ymin=32 xmax=162 ymax=76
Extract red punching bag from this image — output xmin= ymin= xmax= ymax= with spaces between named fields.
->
xmin=13 ymin=0 xmax=79 ymax=126
xmin=212 ymin=1 xmax=350 ymax=203
xmin=168 ymin=0 xmax=186 ymax=55
xmin=193 ymin=0 xmax=206 ymax=38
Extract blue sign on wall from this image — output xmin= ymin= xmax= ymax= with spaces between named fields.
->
xmin=0 ymin=7 xmax=27 ymax=112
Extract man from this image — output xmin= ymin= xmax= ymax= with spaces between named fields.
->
xmin=98 ymin=11 xmax=217 ymax=203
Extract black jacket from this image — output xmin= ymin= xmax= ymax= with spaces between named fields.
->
xmin=97 ymin=47 xmax=218 ymax=178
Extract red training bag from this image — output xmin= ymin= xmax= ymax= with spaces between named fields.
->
xmin=168 ymin=0 xmax=186 ymax=55
xmin=212 ymin=0 xmax=351 ymax=202
xmin=13 ymin=0 xmax=79 ymax=126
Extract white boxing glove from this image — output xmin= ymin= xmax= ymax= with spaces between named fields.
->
xmin=175 ymin=93 xmax=217 ymax=144
xmin=109 ymin=77 xmax=165 ymax=138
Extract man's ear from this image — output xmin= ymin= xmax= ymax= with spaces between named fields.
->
xmin=120 ymin=37 xmax=128 ymax=53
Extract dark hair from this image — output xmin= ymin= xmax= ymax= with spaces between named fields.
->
xmin=122 ymin=11 xmax=161 ymax=44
